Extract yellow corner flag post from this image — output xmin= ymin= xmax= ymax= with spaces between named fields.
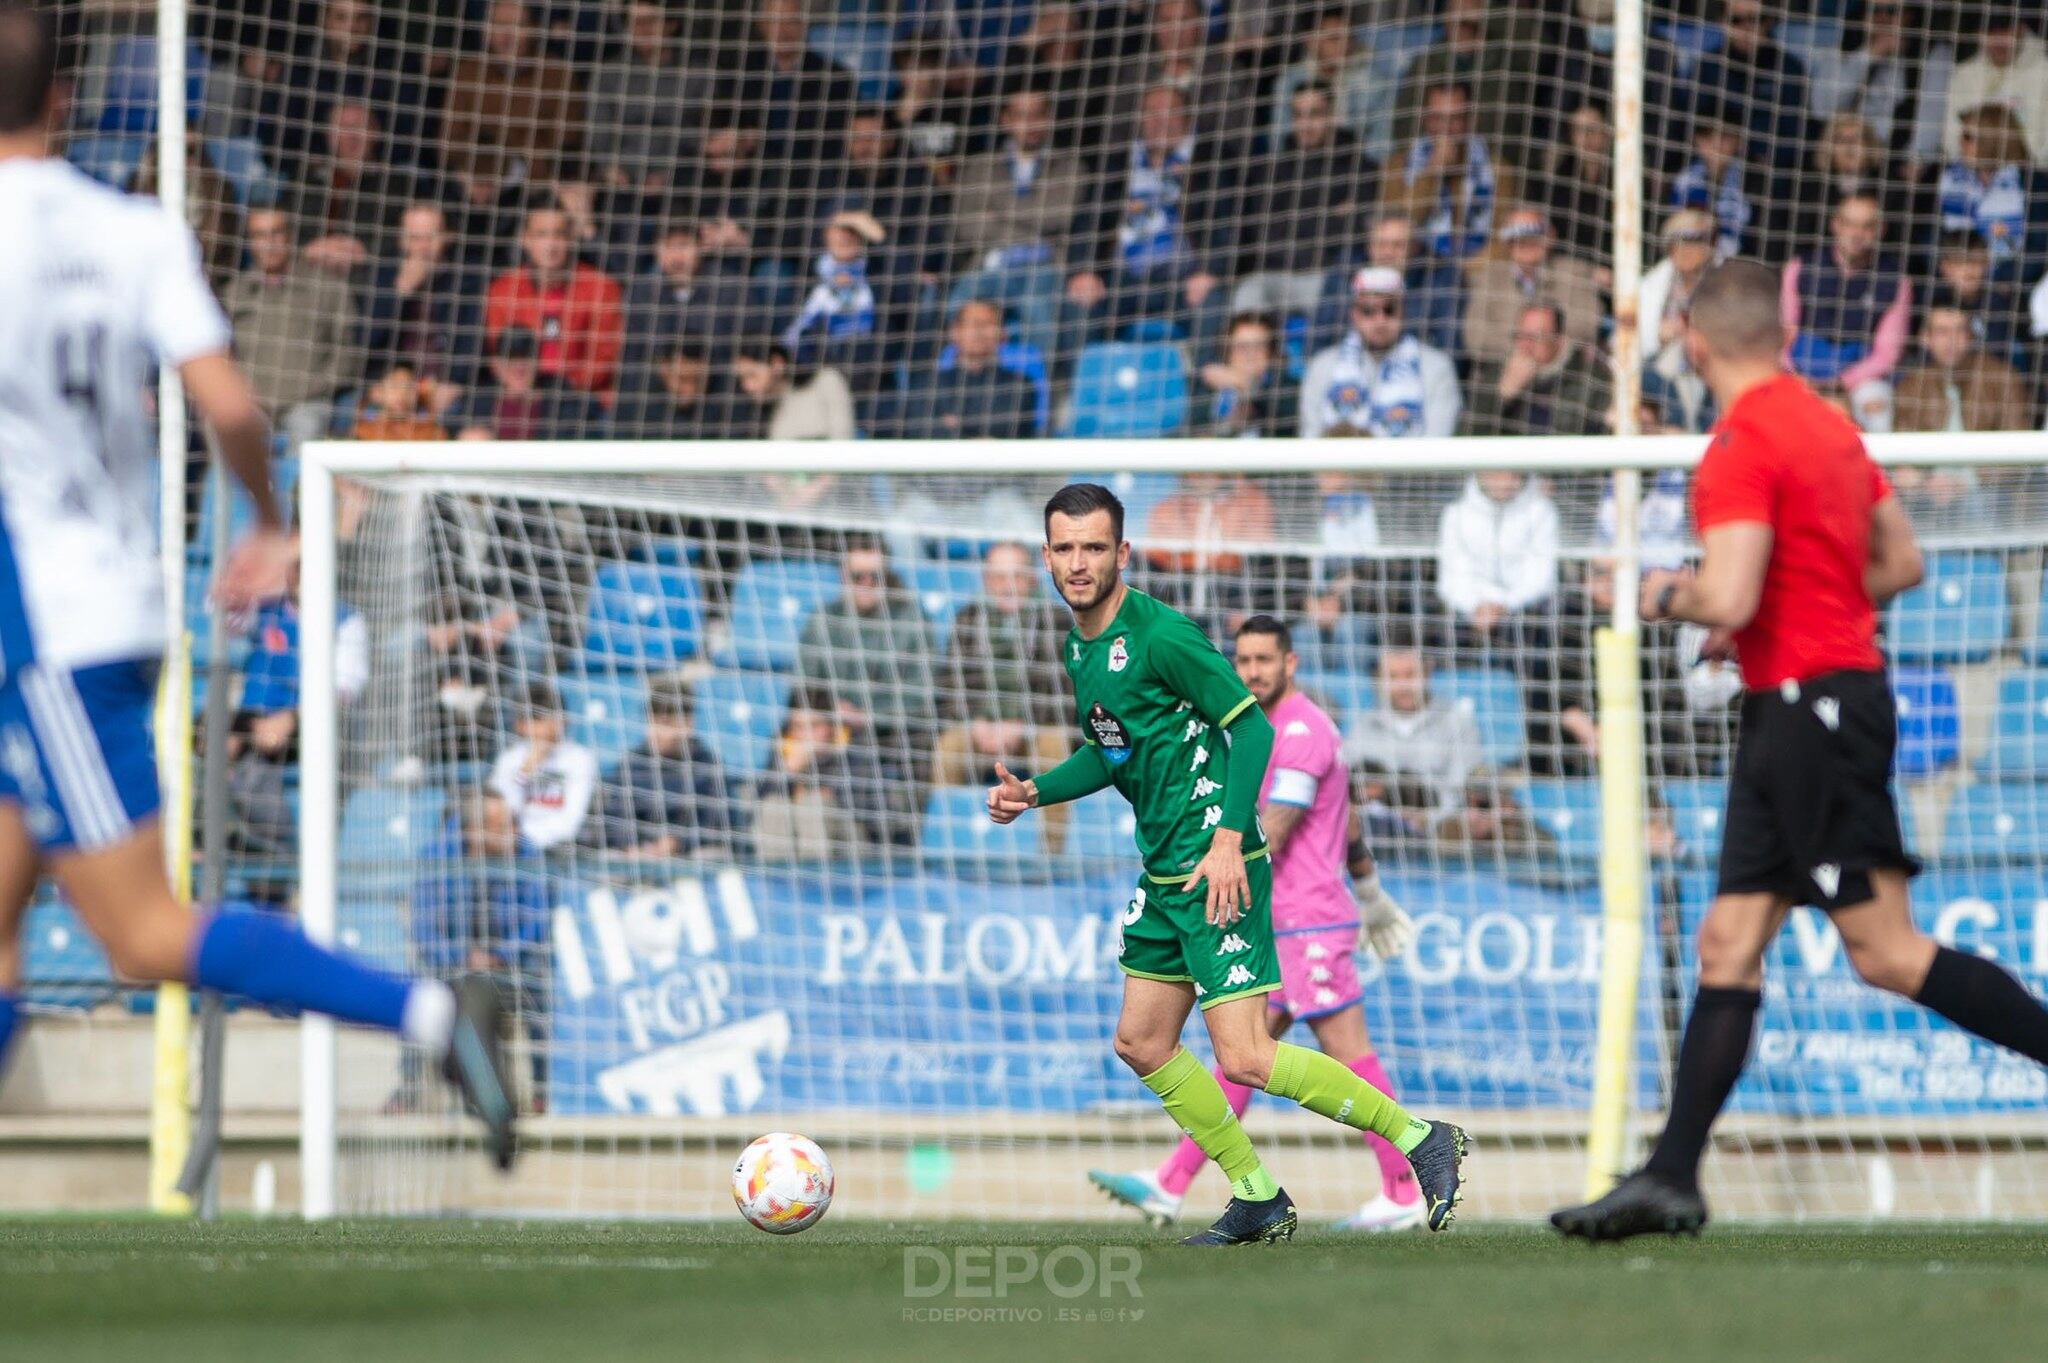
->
xmin=1584 ymin=626 xmax=1650 ymax=1200
xmin=147 ymin=632 xmax=197 ymax=1216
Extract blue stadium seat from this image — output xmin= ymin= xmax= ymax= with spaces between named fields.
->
xmin=937 ymin=341 xmax=1051 ymax=435
xmin=1296 ymin=669 xmax=1375 ymax=726
xmin=64 ymin=134 xmax=149 ymax=188
xmin=1659 ymin=778 xmax=1728 ymax=864
xmin=1063 ymin=470 xmax=1181 ymax=542
xmin=693 ymin=669 xmax=790 ymax=774
xmin=91 ymin=36 xmax=207 ymax=133
xmin=722 ymin=558 xmax=841 ymax=671
xmin=1061 ymin=343 xmax=1189 ymax=439
xmin=1521 ymin=778 xmax=1602 ymax=867
xmin=1431 ymin=668 xmax=1526 ymax=767
xmin=1981 ymin=669 xmax=2048 ymax=778
xmin=558 ymin=670 xmax=650 ymax=772
xmin=1891 ymin=666 xmax=1960 ymax=777
xmin=908 ymin=558 xmax=983 ymax=647
xmin=920 ymin=785 xmax=1047 ymax=868
xmin=1059 ymin=789 xmax=1141 ymax=868
xmin=1887 ymin=552 xmax=2007 ymax=663
xmin=1941 ymin=782 xmax=2048 ymax=862
xmin=20 ymin=895 xmax=112 ymax=1004
xmin=806 ymin=22 xmax=894 ymax=101
xmin=192 ymin=452 xmax=299 ymax=573
xmin=205 ymin=136 xmax=279 ymax=207
xmin=338 ymin=786 xmax=447 ymax=873
xmin=582 ymin=559 xmax=705 ymax=668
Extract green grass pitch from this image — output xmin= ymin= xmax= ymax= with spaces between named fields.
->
xmin=4 ymin=1218 xmax=2045 ymax=1363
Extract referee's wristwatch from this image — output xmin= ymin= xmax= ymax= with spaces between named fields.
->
xmin=1652 ymin=582 xmax=1678 ymax=620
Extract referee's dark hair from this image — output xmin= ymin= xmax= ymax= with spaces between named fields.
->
xmin=1685 ymin=258 xmax=1785 ymax=360
xmin=1044 ymin=483 xmax=1126 ymax=544
xmin=0 ymin=2 xmax=57 ymax=134
xmin=1234 ymin=614 xmax=1295 ymax=656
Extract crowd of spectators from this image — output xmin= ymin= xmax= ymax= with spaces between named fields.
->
xmin=50 ymin=0 xmax=2048 ymax=450
xmin=55 ymin=2 xmax=2048 ymax=941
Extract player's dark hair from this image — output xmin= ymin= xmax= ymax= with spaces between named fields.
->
xmin=518 ymin=679 xmax=561 ymax=719
xmin=646 ymin=676 xmax=695 ymax=722
xmin=1235 ymin=614 xmax=1294 ymax=655
xmin=1685 ymin=257 xmax=1785 ymax=359
xmin=1043 ymin=483 xmax=1126 ymax=543
xmin=0 ymin=2 xmax=55 ymax=135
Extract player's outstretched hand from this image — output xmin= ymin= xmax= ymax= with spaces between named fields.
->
xmin=987 ymin=762 xmax=1033 ymax=825
xmin=1189 ymin=836 xmax=1250 ymax=927
xmin=1359 ymin=880 xmax=1416 ymax=960
xmin=215 ymin=528 xmax=296 ymax=613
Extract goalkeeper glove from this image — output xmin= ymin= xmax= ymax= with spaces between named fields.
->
xmin=1356 ymin=871 xmax=1416 ymax=960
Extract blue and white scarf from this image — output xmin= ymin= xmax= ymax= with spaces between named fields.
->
xmin=782 ymin=252 xmax=876 ymax=349
xmin=1318 ymin=332 xmax=1427 ymax=437
xmin=1669 ymin=157 xmax=1751 ymax=257
xmin=1940 ymin=162 xmax=2027 ymax=264
xmin=1118 ymin=135 xmax=1194 ymax=277
xmin=1403 ymin=135 xmax=1495 ymax=259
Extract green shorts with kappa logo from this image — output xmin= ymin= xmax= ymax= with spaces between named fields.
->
xmin=1116 ymin=851 xmax=1282 ymax=1010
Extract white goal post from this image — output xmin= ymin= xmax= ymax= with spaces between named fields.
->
xmin=298 ymin=431 xmax=2048 ymax=1224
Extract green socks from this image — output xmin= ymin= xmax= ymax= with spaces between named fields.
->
xmin=1141 ymin=1048 xmax=1280 ymax=1202
xmin=1265 ymin=1042 xmax=1433 ymax=1155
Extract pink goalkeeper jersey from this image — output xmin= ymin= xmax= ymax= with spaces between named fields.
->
xmin=1261 ymin=691 xmax=1358 ymax=932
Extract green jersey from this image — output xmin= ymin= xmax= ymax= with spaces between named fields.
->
xmin=1061 ymin=588 xmax=1268 ymax=883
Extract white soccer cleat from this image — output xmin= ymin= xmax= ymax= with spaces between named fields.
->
xmin=1088 ymin=1168 xmax=1184 ymax=1226
xmin=1334 ymin=1192 xmax=1427 ymax=1233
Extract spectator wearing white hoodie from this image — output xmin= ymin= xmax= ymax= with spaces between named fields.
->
xmin=1435 ymin=470 xmax=1560 ymax=653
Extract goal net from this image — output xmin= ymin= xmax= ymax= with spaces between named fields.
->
xmin=26 ymin=0 xmax=2048 ymax=1220
xmin=302 ymin=434 xmax=2048 ymax=1223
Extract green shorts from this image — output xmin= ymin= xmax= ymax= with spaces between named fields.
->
xmin=1116 ymin=851 xmax=1282 ymax=1010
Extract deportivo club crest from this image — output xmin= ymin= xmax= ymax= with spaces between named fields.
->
xmin=1108 ymin=636 xmax=1129 ymax=672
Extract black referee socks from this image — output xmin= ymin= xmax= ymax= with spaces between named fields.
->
xmin=1915 ymin=946 xmax=2048 ymax=1068
xmin=1645 ymin=986 xmax=1763 ymax=1187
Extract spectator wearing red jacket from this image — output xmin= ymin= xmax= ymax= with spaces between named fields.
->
xmin=485 ymin=206 xmax=626 ymax=403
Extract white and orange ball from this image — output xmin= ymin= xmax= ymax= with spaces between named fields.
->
xmin=732 ymin=1132 xmax=835 ymax=1235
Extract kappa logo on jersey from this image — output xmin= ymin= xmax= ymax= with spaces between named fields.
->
xmin=1089 ymin=702 xmax=1133 ymax=765
xmin=1107 ymin=636 xmax=1129 ymax=672
xmin=1217 ymin=933 xmax=1250 ymax=955
xmin=1304 ymin=942 xmax=1328 ymax=961
xmin=1812 ymin=863 xmax=1842 ymax=899
xmin=1122 ymin=886 xmax=1146 ymax=926
xmin=1282 ymin=720 xmax=1310 ymax=738
xmin=1222 ymin=964 xmax=1255 ymax=989
xmin=1815 ymin=697 xmax=1841 ymax=731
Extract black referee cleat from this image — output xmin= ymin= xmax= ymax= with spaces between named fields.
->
xmin=442 ymin=975 xmax=518 ymax=1172
xmin=1180 ymin=1190 xmax=1298 ymax=1246
xmin=1551 ymin=1169 xmax=1708 ymax=1242
xmin=1406 ymin=1120 xmax=1469 ymax=1230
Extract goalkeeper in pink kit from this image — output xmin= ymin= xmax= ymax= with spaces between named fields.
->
xmin=1090 ymin=616 xmax=1424 ymax=1231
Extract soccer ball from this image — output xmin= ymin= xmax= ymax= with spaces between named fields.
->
xmin=732 ymin=1132 xmax=835 ymax=1235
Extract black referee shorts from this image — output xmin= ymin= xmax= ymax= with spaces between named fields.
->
xmin=1715 ymin=668 xmax=1922 ymax=912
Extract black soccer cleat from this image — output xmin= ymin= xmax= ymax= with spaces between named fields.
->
xmin=1180 ymin=1190 xmax=1298 ymax=1246
xmin=441 ymin=975 xmax=518 ymax=1172
xmin=1405 ymin=1120 xmax=1469 ymax=1231
xmin=1550 ymin=1168 xmax=1708 ymax=1242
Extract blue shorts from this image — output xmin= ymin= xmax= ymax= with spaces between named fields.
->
xmin=0 ymin=660 xmax=162 ymax=854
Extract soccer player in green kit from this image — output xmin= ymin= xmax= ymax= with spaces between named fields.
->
xmin=987 ymin=484 xmax=1468 ymax=1244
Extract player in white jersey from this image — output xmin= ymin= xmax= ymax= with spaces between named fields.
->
xmin=0 ymin=4 xmax=514 ymax=1167
xmin=1090 ymin=616 xmax=1424 ymax=1230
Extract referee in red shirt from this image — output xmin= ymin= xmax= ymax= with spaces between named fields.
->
xmin=1553 ymin=259 xmax=2048 ymax=1241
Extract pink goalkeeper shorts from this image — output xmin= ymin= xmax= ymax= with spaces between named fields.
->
xmin=1269 ymin=924 xmax=1362 ymax=1020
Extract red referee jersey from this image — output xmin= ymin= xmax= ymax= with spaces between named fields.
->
xmin=1692 ymin=373 xmax=1890 ymax=690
